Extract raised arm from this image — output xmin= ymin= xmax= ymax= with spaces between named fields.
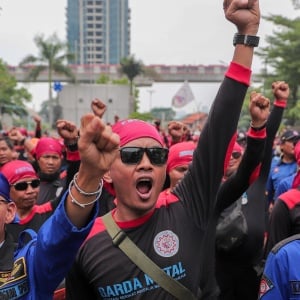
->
xmin=224 ymin=0 xmax=260 ymax=68
xmin=216 ymin=91 xmax=270 ymax=211
xmin=174 ymin=0 xmax=261 ymax=224
xmin=64 ymin=114 xmax=119 ymax=227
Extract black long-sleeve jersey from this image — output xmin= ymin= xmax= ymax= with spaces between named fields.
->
xmin=217 ymin=99 xmax=285 ymax=264
xmin=66 ymin=63 xmax=253 ymax=300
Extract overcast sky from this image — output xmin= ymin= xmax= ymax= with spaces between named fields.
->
xmin=0 ymin=0 xmax=297 ymax=113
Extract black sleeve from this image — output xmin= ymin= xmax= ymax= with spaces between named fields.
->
xmin=264 ymin=199 xmax=292 ymax=256
xmin=260 ymin=102 xmax=285 ymax=178
xmin=216 ymin=133 xmax=266 ymax=212
xmin=35 ymin=123 xmax=42 ymax=138
xmin=175 ymin=75 xmax=248 ymax=228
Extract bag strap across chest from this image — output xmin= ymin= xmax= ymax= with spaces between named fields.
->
xmin=102 ymin=211 xmax=197 ymax=300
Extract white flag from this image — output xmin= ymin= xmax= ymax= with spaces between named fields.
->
xmin=172 ymin=81 xmax=195 ymax=108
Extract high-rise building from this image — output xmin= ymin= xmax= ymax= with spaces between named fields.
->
xmin=67 ymin=0 xmax=130 ymax=65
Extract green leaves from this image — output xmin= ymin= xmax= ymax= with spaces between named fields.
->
xmin=257 ymin=15 xmax=300 ymax=126
xmin=0 ymin=59 xmax=31 ymax=120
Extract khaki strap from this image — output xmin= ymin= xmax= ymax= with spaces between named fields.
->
xmin=102 ymin=212 xmax=197 ymax=300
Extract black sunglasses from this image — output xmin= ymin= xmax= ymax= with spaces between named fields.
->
xmin=11 ymin=179 xmax=41 ymax=191
xmin=120 ymin=147 xmax=169 ymax=165
xmin=231 ymin=152 xmax=242 ymax=159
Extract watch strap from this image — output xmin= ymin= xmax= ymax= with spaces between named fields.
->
xmin=233 ymin=33 xmax=260 ymax=47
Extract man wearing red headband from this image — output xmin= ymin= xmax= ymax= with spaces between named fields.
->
xmin=158 ymin=141 xmax=196 ymax=198
xmin=32 ymin=136 xmax=66 ymax=204
xmin=65 ymin=1 xmax=263 ymax=299
xmin=0 ymin=104 xmax=119 ymax=299
xmin=2 ymin=159 xmax=55 ymax=244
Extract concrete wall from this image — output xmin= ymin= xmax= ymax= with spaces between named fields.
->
xmin=58 ymin=84 xmax=130 ymax=126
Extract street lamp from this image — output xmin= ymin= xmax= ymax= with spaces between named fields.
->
xmin=147 ymin=89 xmax=155 ymax=112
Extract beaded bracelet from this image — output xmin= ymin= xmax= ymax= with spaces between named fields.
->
xmin=68 ymin=179 xmax=103 ymax=208
xmin=73 ymin=172 xmax=103 ymax=196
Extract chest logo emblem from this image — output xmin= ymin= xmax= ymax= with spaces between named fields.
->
xmin=153 ymin=230 xmax=179 ymax=257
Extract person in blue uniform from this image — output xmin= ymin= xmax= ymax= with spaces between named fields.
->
xmin=0 ymin=111 xmax=120 ymax=299
xmin=259 ymin=234 xmax=300 ymax=299
xmin=266 ymin=129 xmax=299 ymax=210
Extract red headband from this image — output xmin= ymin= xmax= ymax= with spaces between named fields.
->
xmin=112 ymin=119 xmax=163 ymax=147
xmin=167 ymin=141 xmax=196 ymax=173
xmin=232 ymin=142 xmax=244 ymax=154
xmin=35 ymin=137 xmax=63 ymax=159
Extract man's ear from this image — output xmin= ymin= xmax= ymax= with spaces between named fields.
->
xmin=103 ymin=171 xmax=112 ymax=183
xmin=5 ymin=202 xmax=17 ymax=224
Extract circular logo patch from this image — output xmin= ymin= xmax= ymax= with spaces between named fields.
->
xmin=153 ymin=230 xmax=179 ymax=257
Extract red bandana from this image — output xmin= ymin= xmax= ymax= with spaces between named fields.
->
xmin=112 ymin=119 xmax=163 ymax=147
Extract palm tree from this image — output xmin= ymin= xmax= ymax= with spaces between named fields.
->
xmin=119 ymin=55 xmax=144 ymax=114
xmin=19 ymin=33 xmax=75 ymax=125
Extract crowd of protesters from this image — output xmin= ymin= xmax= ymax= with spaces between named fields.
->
xmin=2 ymin=0 xmax=300 ymax=299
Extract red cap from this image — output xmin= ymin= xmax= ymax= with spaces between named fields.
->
xmin=167 ymin=141 xmax=196 ymax=173
xmin=1 ymin=160 xmax=38 ymax=184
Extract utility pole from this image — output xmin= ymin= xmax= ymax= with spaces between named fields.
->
xmin=147 ymin=89 xmax=155 ymax=112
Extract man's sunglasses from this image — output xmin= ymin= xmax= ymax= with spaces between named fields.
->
xmin=120 ymin=147 xmax=169 ymax=165
xmin=11 ymin=179 xmax=41 ymax=191
xmin=231 ymin=152 xmax=242 ymax=159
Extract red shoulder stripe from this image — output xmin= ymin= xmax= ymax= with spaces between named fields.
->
xmin=157 ymin=190 xmax=179 ymax=207
xmin=85 ymin=217 xmax=106 ymax=243
xmin=279 ymin=189 xmax=300 ymax=209
xmin=19 ymin=203 xmax=53 ymax=225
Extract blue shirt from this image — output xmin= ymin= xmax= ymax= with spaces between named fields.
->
xmin=266 ymin=156 xmax=297 ymax=204
xmin=0 ymin=191 xmax=98 ymax=299
xmin=274 ymin=174 xmax=296 ymax=200
xmin=260 ymin=235 xmax=300 ymax=299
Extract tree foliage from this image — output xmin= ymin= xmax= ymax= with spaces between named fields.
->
xmin=0 ymin=59 xmax=31 ymax=126
xmin=119 ymin=55 xmax=144 ymax=114
xmin=256 ymin=15 xmax=300 ymax=125
xmin=19 ymin=33 xmax=75 ymax=103
xmin=119 ymin=55 xmax=144 ymax=87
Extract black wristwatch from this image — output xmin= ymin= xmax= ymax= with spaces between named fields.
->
xmin=250 ymin=121 xmax=266 ymax=132
xmin=65 ymin=140 xmax=78 ymax=152
xmin=233 ymin=33 xmax=260 ymax=47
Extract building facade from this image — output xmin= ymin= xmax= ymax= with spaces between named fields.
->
xmin=59 ymin=84 xmax=130 ymax=125
xmin=67 ymin=0 xmax=130 ymax=65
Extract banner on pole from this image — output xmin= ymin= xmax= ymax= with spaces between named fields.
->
xmin=172 ymin=81 xmax=195 ymax=108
